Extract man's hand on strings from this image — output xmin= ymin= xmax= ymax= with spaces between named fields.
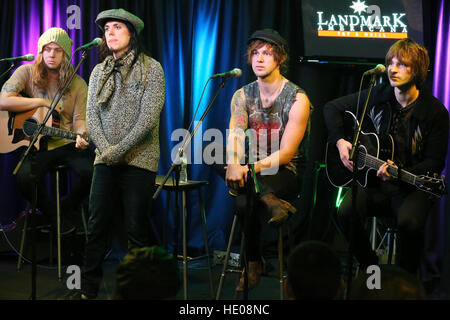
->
xmin=377 ymin=159 xmax=396 ymax=181
xmin=76 ymin=130 xmax=89 ymax=150
xmin=336 ymin=138 xmax=354 ymax=172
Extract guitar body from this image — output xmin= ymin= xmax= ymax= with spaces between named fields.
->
xmin=325 ymin=110 xmax=394 ymax=188
xmin=0 ymin=107 xmax=52 ymax=153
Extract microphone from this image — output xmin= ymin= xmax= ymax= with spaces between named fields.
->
xmin=74 ymin=38 xmax=103 ymax=52
xmin=363 ymin=64 xmax=386 ymax=76
xmin=0 ymin=54 xmax=35 ymax=62
xmin=211 ymin=68 xmax=242 ymax=79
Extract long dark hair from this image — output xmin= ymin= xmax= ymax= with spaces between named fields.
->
xmin=99 ymin=20 xmax=143 ymax=63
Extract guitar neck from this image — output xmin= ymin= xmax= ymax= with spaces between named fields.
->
xmin=42 ymin=126 xmax=90 ymax=143
xmin=361 ymin=152 xmax=416 ymax=185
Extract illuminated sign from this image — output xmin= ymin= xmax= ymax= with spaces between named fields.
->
xmin=316 ymin=0 xmax=408 ymax=39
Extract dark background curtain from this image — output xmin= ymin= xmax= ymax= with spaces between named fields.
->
xmin=432 ymin=0 xmax=450 ymax=297
xmin=1 ymin=0 xmax=449 ymax=295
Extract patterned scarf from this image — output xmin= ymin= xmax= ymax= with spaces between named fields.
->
xmin=96 ymin=49 xmax=136 ymax=106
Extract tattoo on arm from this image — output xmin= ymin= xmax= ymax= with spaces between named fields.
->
xmin=230 ymin=90 xmax=247 ymax=130
xmin=1 ymin=83 xmax=20 ymax=94
xmin=228 ymin=90 xmax=247 ymax=164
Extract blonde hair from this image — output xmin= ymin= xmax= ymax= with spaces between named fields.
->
xmin=31 ymin=53 xmax=74 ymax=94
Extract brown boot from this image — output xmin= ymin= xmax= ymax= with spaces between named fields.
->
xmin=261 ymin=193 xmax=297 ymax=227
xmin=236 ymin=258 xmax=265 ymax=291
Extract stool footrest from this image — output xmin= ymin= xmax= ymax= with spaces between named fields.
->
xmin=176 ymin=254 xmax=210 ymax=262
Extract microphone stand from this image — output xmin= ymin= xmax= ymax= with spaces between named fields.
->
xmin=0 ymin=63 xmax=17 ymax=81
xmin=11 ymin=50 xmax=89 ymax=300
xmin=153 ymin=77 xmax=230 ymax=258
xmin=345 ymin=73 xmax=377 ymax=299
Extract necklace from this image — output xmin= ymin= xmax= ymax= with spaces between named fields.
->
xmin=262 ymin=79 xmax=284 ymax=106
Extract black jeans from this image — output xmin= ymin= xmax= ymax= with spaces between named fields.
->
xmin=240 ymin=168 xmax=300 ymax=261
xmin=16 ymin=143 xmax=94 ymax=217
xmin=81 ymin=164 xmax=157 ymax=297
xmin=206 ymin=142 xmax=300 ymax=261
xmin=338 ymin=183 xmax=434 ymax=274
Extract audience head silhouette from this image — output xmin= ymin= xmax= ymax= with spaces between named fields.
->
xmin=113 ymin=246 xmax=180 ymax=300
xmin=286 ymin=241 xmax=342 ymax=300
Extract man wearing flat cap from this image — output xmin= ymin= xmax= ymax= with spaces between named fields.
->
xmin=225 ymin=29 xmax=312 ymax=291
xmin=69 ymin=8 xmax=165 ymax=300
xmin=0 ymin=27 xmax=93 ymax=234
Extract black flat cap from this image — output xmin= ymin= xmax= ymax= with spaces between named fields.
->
xmin=248 ymin=28 xmax=288 ymax=52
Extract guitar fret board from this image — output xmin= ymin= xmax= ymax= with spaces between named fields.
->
xmin=360 ymin=151 xmax=416 ymax=184
xmin=47 ymin=127 xmax=77 ymax=140
xmin=23 ymin=120 xmax=90 ymax=143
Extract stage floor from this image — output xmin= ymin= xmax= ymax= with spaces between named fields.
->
xmin=0 ymin=250 xmax=286 ymax=300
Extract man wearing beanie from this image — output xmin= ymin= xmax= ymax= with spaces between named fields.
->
xmin=224 ymin=29 xmax=312 ymax=291
xmin=0 ymin=27 xmax=93 ymax=234
xmin=63 ymin=8 xmax=165 ymax=300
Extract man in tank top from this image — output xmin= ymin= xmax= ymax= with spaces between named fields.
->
xmin=225 ymin=29 xmax=312 ymax=291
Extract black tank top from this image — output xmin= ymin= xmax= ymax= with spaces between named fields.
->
xmin=243 ymin=80 xmax=312 ymax=176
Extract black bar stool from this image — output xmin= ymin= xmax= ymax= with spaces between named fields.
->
xmin=371 ymin=216 xmax=397 ymax=265
xmin=17 ymin=164 xmax=87 ymax=280
xmin=155 ymin=175 xmax=214 ymax=299
xmin=216 ymin=194 xmax=298 ymax=300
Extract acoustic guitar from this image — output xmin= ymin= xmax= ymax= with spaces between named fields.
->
xmin=0 ymin=106 xmax=53 ymax=153
xmin=325 ymin=110 xmax=446 ymax=198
